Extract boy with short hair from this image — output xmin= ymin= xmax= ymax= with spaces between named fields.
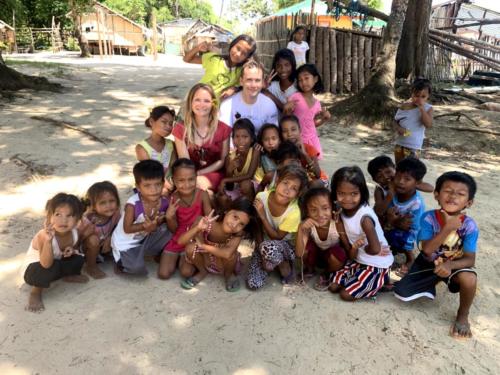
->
xmin=111 ymin=160 xmax=171 ymax=275
xmin=394 ymin=171 xmax=478 ymax=339
xmin=385 ymin=157 xmax=427 ymax=275
xmin=367 ymin=155 xmax=396 ymax=221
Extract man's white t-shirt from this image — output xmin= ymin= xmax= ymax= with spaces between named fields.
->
xmin=287 ymin=41 xmax=309 ymax=66
xmin=219 ymin=92 xmax=279 ymax=134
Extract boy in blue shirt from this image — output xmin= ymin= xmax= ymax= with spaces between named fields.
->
xmin=394 ymin=171 xmax=478 ymax=339
xmin=385 ymin=158 xmax=427 ymax=275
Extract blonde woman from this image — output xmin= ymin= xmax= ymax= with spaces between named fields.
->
xmin=173 ymin=83 xmax=231 ymax=192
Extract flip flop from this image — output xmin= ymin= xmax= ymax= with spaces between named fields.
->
xmin=226 ymin=276 xmax=241 ymax=292
xmin=180 ymin=277 xmax=199 ymax=290
xmin=314 ymin=274 xmax=331 ymax=291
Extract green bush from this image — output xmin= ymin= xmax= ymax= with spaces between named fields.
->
xmin=66 ymin=37 xmax=80 ymax=51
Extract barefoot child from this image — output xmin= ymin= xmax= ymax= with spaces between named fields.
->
xmin=247 ymin=164 xmax=308 ymax=289
xmin=296 ymin=187 xmax=349 ymax=287
xmin=279 ymin=114 xmax=328 ymax=187
xmin=23 ymin=193 xmax=88 ymax=312
xmin=136 ymin=105 xmax=177 ymax=193
xmin=384 ymin=158 xmax=427 ymax=276
xmin=179 ymin=199 xmax=257 ymax=292
xmin=329 ymin=166 xmax=393 ymax=300
xmin=158 ymin=158 xmax=212 ymax=280
xmin=264 ymin=48 xmax=297 ymax=111
xmin=111 ymin=160 xmax=171 ymax=275
xmin=284 ymin=64 xmax=330 ymax=159
xmin=183 ymin=34 xmax=257 ymax=99
xmin=394 ymin=172 xmax=479 ymax=339
xmin=394 ymin=78 xmax=433 ymax=163
xmin=79 ymin=181 xmax=121 ymax=279
xmin=218 ymin=118 xmax=261 ymax=206
xmin=287 ymin=25 xmax=309 ymax=66
xmin=254 ymin=123 xmax=280 ymax=186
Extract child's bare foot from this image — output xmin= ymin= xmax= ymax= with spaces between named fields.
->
xmin=63 ymin=274 xmax=89 ymax=283
xmin=26 ymin=288 xmax=44 ymax=312
xmin=225 ymin=275 xmax=241 ymax=292
xmin=278 ymin=261 xmax=294 ymax=284
xmin=85 ymin=264 xmax=107 ymax=279
xmin=450 ymin=315 xmax=472 ymax=339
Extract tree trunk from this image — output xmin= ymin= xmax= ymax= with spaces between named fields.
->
xmin=396 ymin=0 xmax=431 ymax=79
xmin=69 ymin=0 xmax=91 ymax=58
xmin=331 ymin=0 xmax=410 ymax=123
xmin=0 ymin=50 xmax=61 ymax=92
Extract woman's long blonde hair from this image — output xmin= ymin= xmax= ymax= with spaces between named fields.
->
xmin=182 ymin=83 xmax=219 ymax=146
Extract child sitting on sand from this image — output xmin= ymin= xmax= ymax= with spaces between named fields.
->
xmin=111 ymin=160 xmax=171 ymax=275
xmin=23 ymin=193 xmax=88 ymax=312
xmin=394 ymin=78 xmax=433 ymax=163
xmin=79 ymin=181 xmax=121 ymax=279
xmin=179 ymin=199 xmax=257 ymax=292
xmin=394 ymin=171 xmax=479 ymax=339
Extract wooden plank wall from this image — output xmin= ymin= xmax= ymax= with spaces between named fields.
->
xmin=256 ymin=13 xmax=382 ymax=94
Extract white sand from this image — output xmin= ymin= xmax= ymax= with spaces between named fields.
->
xmin=0 ymin=52 xmax=499 ymax=374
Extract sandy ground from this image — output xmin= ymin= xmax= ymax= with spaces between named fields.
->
xmin=0 ymin=52 xmax=499 ymax=375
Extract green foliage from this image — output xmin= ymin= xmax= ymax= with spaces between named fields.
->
xmin=273 ymin=0 xmax=301 ymax=10
xmin=367 ymin=0 xmax=383 ymax=11
xmin=103 ymin=0 xmax=146 ymax=24
xmin=230 ymin=0 xmax=274 ymax=20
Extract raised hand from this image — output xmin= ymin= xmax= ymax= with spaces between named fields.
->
xmin=197 ymin=209 xmax=219 ymax=232
xmin=352 ymin=235 xmax=366 ymax=250
xmin=441 ymin=210 xmax=463 ymax=231
xmin=332 ymin=201 xmax=342 ymax=222
xmin=142 ymin=212 xmax=158 ymax=233
xmin=264 ymin=69 xmax=277 ymax=88
xmin=166 ymin=197 xmax=179 ymax=220
xmin=283 ymin=99 xmax=297 ymax=115
xmin=299 ymin=218 xmax=318 ymax=235
xmin=253 ymin=198 xmax=266 ymax=219
xmin=43 ymin=223 xmax=55 ymax=242
xmin=197 ymin=40 xmax=211 ymax=53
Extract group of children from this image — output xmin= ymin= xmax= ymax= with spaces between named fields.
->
xmin=21 ymin=30 xmax=480 ymax=340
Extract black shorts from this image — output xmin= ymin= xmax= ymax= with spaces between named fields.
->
xmin=393 ymin=253 xmax=476 ymax=301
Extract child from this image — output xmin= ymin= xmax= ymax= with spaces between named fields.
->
xmin=183 ymin=34 xmax=257 ymax=99
xmin=23 ymin=193 xmax=88 ymax=312
xmin=158 ymin=158 xmax=212 ymax=280
xmin=179 ymin=199 xmax=257 ymax=292
xmin=218 ymin=118 xmax=261 ymax=205
xmin=247 ymin=164 xmax=308 ymax=289
xmin=394 ymin=172 xmax=478 ymax=339
xmin=368 ymin=155 xmax=434 ymax=223
xmin=287 ymin=25 xmax=309 ymax=66
xmin=296 ymin=187 xmax=349 ymax=288
xmin=257 ymin=141 xmax=302 ymax=192
xmin=279 ymin=114 xmax=329 ymax=187
xmin=284 ymin=64 xmax=330 ymax=159
xmin=79 ymin=181 xmax=121 ymax=279
xmin=329 ymin=166 xmax=394 ymax=300
xmin=111 ymin=160 xmax=171 ymax=275
xmin=136 ymin=106 xmax=176 ymax=193
xmin=264 ymin=48 xmax=298 ymax=111
xmin=394 ymin=78 xmax=433 ymax=163
xmin=384 ymin=158 xmax=427 ymax=276
xmin=254 ymin=123 xmax=280 ymax=184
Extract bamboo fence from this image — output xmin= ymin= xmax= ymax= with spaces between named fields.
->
xmin=255 ymin=13 xmax=382 ymax=94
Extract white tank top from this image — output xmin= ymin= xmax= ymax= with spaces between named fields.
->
xmin=341 ymin=204 xmax=393 ymax=268
xmin=310 ymin=221 xmax=339 ymax=250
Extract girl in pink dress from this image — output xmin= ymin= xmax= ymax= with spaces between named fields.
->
xmin=158 ymin=158 xmax=212 ymax=280
xmin=172 ymin=83 xmax=231 ymax=192
xmin=285 ymin=64 xmax=331 ymax=159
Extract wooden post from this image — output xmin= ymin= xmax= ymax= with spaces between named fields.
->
xmin=29 ymin=27 xmax=35 ymax=53
xmin=152 ymin=12 xmax=158 ymax=61
xmin=358 ymin=35 xmax=365 ymax=90
xmin=309 ymin=25 xmax=317 ymax=65
xmin=310 ymin=0 xmax=316 ymax=25
xmin=316 ymin=27 xmax=323 ymax=76
xmin=99 ymin=10 xmax=108 ymax=56
xmin=111 ymin=14 xmax=117 ymax=55
xmin=51 ymin=16 xmax=55 ymax=53
xmin=336 ymin=32 xmax=344 ymax=94
xmin=330 ymin=29 xmax=337 ymax=94
xmin=344 ymin=32 xmax=352 ymax=93
xmin=95 ymin=9 xmax=103 ymax=59
xmin=352 ymin=34 xmax=358 ymax=93
xmin=323 ymin=28 xmax=331 ymax=93
xmin=364 ymin=37 xmax=372 ymax=84
xmin=13 ymin=9 xmax=18 ymax=52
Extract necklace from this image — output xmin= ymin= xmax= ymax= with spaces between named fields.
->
xmin=195 ymin=127 xmax=209 ymax=141
xmin=178 ymin=190 xmax=196 ymax=207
